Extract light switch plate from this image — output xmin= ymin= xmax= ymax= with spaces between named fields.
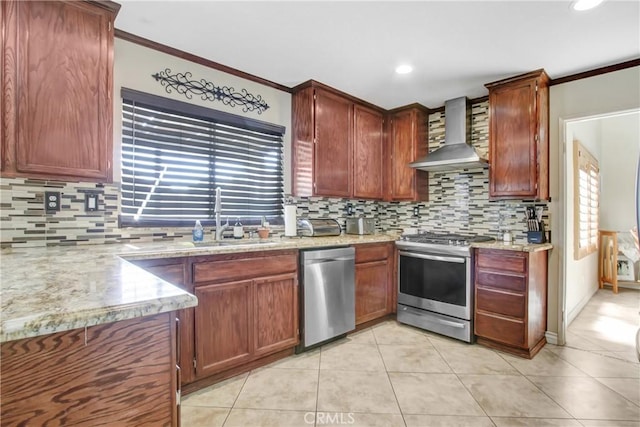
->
xmin=44 ymin=191 xmax=61 ymax=213
xmin=85 ymin=193 xmax=99 ymax=212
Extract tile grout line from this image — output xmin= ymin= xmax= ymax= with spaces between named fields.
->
xmin=426 ymin=335 xmax=497 ymax=426
xmin=220 ymin=372 xmax=250 ymax=427
xmin=371 ymin=324 xmax=409 ymax=427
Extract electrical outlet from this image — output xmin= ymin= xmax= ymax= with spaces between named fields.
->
xmin=44 ymin=191 xmax=61 ymax=213
xmin=345 ymin=203 xmax=355 ymax=216
xmin=412 ymin=206 xmax=420 ymax=217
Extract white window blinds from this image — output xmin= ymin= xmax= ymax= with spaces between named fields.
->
xmin=120 ymin=89 xmax=285 ymax=227
xmin=573 ymin=140 xmax=599 ymax=259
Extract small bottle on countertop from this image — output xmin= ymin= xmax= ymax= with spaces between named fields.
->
xmin=503 ymin=230 xmax=512 ymax=244
xmin=193 ymin=220 xmax=204 ymax=242
xmin=233 ymin=218 xmax=243 ymax=239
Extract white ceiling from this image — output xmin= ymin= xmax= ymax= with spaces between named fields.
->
xmin=115 ymin=1 xmax=640 ymax=109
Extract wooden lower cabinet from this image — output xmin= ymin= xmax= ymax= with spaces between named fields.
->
xmin=253 ymin=274 xmax=299 ymax=357
xmin=129 ymin=257 xmax=195 ymax=384
xmin=1 ymin=313 xmax=177 ymax=426
xmin=192 ymin=251 xmax=299 ymax=380
xmin=132 ymin=251 xmax=300 ymax=391
xmin=474 ymin=248 xmax=549 ymax=358
xmin=195 ymin=280 xmax=253 ymax=377
xmin=354 ymin=243 xmax=395 ymax=325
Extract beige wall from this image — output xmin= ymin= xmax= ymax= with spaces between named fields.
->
xmin=112 ymin=38 xmax=293 ymax=192
xmin=564 ymin=119 xmax=602 ymax=325
xmin=549 ymin=65 xmax=640 ymax=339
xmin=600 ymin=113 xmax=640 ymax=231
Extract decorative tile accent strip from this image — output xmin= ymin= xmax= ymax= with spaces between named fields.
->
xmin=0 ymin=101 xmax=548 ymax=248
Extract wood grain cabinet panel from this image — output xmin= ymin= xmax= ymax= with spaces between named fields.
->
xmin=476 ymin=287 xmax=526 ymax=318
xmin=1 ymin=313 xmax=177 ymax=426
xmin=474 ymin=248 xmax=549 ymax=359
xmin=387 ymin=106 xmax=429 ymax=201
xmin=475 ymin=311 xmax=526 ymax=347
xmin=130 ymin=257 xmax=196 ymax=385
xmin=195 ymin=281 xmax=253 ymax=378
xmin=292 ymin=81 xmax=386 ymax=199
xmin=2 ymin=0 xmax=119 ymax=182
xmin=254 ymin=273 xmax=299 ymax=357
xmin=191 ymin=251 xmax=299 ymax=381
xmin=486 ymin=69 xmax=549 ymax=200
xmin=354 ymin=243 xmax=394 ymax=325
xmin=314 ymin=88 xmax=353 ymax=197
xmin=353 ymin=105 xmax=384 ymax=199
xmin=193 ymin=252 xmax=297 ymax=285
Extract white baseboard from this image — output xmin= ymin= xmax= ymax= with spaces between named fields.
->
xmin=566 ymin=286 xmax=599 ymax=325
xmin=545 ymin=331 xmax=558 ymax=345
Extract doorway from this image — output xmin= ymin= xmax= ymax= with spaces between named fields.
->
xmin=559 ymin=109 xmax=640 ymax=351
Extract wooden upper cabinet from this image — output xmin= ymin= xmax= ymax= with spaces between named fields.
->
xmin=485 ymin=69 xmax=549 ymax=200
xmin=292 ymin=81 xmax=385 ymax=199
xmin=353 ymin=105 xmax=384 ymax=199
xmin=314 ymin=88 xmax=352 ymax=197
xmin=387 ymin=106 xmax=429 ymax=201
xmin=1 ymin=1 xmax=119 ymax=182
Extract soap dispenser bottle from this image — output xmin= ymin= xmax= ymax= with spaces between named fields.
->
xmin=193 ymin=220 xmax=204 ymax=242
xmin=233 ymin=218 xmax=243 ymax=239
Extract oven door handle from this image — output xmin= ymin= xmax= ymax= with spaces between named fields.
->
xmin=398 ymin=251 xmax=465 ymax=264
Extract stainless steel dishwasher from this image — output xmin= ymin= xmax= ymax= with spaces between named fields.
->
xmin=297 ymin=246 xmax=355 ymax=352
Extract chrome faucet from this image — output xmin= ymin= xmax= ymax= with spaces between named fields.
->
xmin=214 ymin=187 xmax=230 ymax=241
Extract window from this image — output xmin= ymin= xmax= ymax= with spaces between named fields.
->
xmin=120 ymin=89 xmax=285 ymax=227
xmin=573 ymin=140 xmax=599 ymax=259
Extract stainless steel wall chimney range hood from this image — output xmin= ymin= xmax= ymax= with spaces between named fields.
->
xmin=409 ymin=96 xmax=488 ymax=172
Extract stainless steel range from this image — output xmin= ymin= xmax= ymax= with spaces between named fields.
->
xmin=396 ymin=232 xmax=494 ymax=342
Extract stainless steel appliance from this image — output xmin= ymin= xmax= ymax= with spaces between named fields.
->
xmin=297 ymin=218 xmax=341 ymax=237
xmin=345 ymin=217 xmax=375 ymax=235
xmin=297 ymin=246 xmax=355 ymax=352
xmin=396 ymin=232 xmax=494 ymax=342
xmin=409 ymin=97 xmax=488 ymax=172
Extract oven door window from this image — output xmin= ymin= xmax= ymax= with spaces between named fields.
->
xmin=399 ymin=254 xmax=467 ymax=306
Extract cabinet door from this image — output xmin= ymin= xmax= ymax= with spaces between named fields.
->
xmin=488 ymin=80 xmax=538 ymax=199
xmin=195 ymin=281 xmax=253 ymax=378
xmin=355 ymin=260 xmax=391 ymax=325
xmin=314 ymin=88 xmax=352 ymax=197
xmin=388 ymin=109 xmax=428 ymax=201
xmin=253 ymin=273 xmax=299 ymax=357
xmin=133 ymin=259 xmax=196 ymax=385
xmin=353 ymin=105 xmax=384 ymax=199
xmin=8 ymin=1 xmax=114 ymax=181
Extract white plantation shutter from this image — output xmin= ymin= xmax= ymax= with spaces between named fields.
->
xmin=573 ymin=140 xmax=600 ymax=259
xmin=120 ymin=89 xmax=284 ymax=226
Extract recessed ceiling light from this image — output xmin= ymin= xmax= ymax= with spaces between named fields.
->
xmin=395 ymin=64 xmax=413 ymax=75
xmin=572 ymin=0 xmax=604 ymax=11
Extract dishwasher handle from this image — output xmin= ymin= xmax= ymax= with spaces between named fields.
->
xmin=305 ymin=256 xmax=353 ymax=265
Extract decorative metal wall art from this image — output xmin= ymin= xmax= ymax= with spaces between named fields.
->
xmin=152 ymin=68 xmax=270 ymax=114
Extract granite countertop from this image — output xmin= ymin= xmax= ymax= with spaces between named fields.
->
xmin=471 ymin=241 xmax=553 ymax=252
xmin=0 ymin=233 xmax=398 ymax=343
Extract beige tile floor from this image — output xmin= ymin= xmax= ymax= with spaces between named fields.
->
xmin=182 ymin=289 xmax=640 ymax=426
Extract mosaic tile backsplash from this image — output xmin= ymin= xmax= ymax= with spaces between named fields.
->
xmin=0 ymin=101 xmax=548 ymax=249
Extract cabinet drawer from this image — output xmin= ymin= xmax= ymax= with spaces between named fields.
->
xmin=475 ymin=270 xmax=526 ymax=292
xmin=476 ymin=250 xmax=526 ymax=273
xmin=475 ymin=312 xmax=525 ymax=348
xmin=476 ymin=287 xmax=525 ymax=319
xmin=355 ymin=243 xmax=389 ymax=263
xmin=193 ymin=253 xmax=297 ymax=285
